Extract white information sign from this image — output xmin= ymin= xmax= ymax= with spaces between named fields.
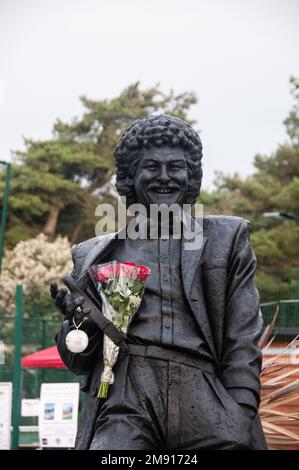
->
xmin=0 ymin=382 xmax=12 ymax=450
xmin=21 ymin=399 xmax=40 ymax=417
xmin=39 ymin=382 xmax=80 ymax=448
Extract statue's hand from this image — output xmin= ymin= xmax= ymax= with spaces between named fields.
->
xmin=61 ymin=275 xmax=129 ymax=352
xmin=50 ymin=278 xmax=99 ymax=336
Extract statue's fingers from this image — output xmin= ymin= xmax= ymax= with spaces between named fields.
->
xmin=68 ymin=296 xmax=85 ymax=314
xmin=76 ymin=306 xmax=93 ymax=324
xmin=74 ymin=306 xmax=87 ymax=323
xmin=83 ymin=307 xmax=91 ymax=316
xmin=66 ymin=296 xmax=85 ymax=321
xmin=60 ymin=294 xmax=72 ymax=319
xmin=62 ymin=293 xmax=72 ymax=310
xmin=55 ymin=288 xmax=67 ymax=302
xmin=62 ymin=275 xmax=82 ymax=296
xmin=75 ymin=307 xmax=92 ymax=323
xmin=55 ymin=288 xmax=68 ymax=309
xmin=50 ymin=282 xmax=58 ymax=300
xmin=73 ymin=296 xmax=85 ymax=307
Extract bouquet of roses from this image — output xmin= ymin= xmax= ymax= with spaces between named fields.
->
xmin=88 ymin=260 xmax=151 ymax=398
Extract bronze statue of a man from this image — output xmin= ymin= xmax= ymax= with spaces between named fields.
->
xmin=51 ymin=115 xmax=267 ymax=450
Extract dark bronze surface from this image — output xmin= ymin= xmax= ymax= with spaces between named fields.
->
xmin=52 ymin=115 xmax=267 ymax=450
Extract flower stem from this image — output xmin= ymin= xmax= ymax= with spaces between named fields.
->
xmin=97 ymin=381 xmax=110 ymax=398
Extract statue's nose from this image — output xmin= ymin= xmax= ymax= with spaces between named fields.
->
xmin=157 ymin=166 xmax=171 ymax=183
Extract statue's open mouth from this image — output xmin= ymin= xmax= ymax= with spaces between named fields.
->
xmin=150 ymin=187 xmax=177 ymax=194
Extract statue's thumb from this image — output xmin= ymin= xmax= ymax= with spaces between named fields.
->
xmin=62 ymin=274 xmax=79 ymax=294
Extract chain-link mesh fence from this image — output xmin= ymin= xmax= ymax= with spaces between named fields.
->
xmin=257 ymin=268 xmax=299 ymax=342
xmin=0 ymin=309 xmax=83 ymax=448
xmin=257 ymin=267 xmax=299 ymax=303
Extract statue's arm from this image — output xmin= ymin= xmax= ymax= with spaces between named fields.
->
xmin=221 ymin=220 xmax=263 ymax=416
xmin=53 ymin=243 xmax=103 ymax=375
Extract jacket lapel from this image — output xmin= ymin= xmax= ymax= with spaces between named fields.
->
xmin=181 ymin=217 xmax=217 ymax=359
xmin=77 ymin=225 xmax=127 ymax=287
xmin=181 ymin=237 xmax=208 ymax=296
xmin=181 ymin=215 xmax=207 ymax=296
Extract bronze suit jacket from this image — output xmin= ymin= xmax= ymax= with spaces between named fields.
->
xmin=55 ymin=215 xmax=267 ymax=449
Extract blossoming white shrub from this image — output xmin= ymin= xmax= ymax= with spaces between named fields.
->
xmin=0 ymin=233 xmax=73 ymax=315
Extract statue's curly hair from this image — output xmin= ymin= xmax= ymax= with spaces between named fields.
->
xmin=114 ymin=114 xmax=203 ymax=207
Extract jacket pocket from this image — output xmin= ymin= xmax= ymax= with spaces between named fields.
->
xmin=202 ymin=371 xmax=252 ymax=448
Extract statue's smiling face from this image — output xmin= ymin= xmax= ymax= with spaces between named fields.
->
xmin=134 ymin=146 xmax=189 ymax=208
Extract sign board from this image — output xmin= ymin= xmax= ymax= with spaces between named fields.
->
xmin=0 ymin=382 xmax=12 ymax=449
xmin=39 ymin=382 xmax=80 ymax=448
xmin=21 ymin=399 xmax=40 ymax=417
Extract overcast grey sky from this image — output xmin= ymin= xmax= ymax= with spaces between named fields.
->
xmin=0 ymin=0 xmax=298 ymax=189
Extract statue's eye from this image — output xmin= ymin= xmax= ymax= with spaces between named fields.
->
xmin=169 ymin=164 xmax=186 ymax=171
xmin=143 ymin=163 xmax=158 ymax=171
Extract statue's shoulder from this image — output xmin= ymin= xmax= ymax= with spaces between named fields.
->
xmin=71 ymin=232 xmax=116 ymax=261
xmin=69 ymin=232 xmax=117 ymax=279
xmin=202 ymin=215 xmax=250 ymax=237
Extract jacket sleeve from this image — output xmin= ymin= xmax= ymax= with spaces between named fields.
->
xmin=55 ymin=242 xmax=103 ymax=376
xmin=221 ymin=220 xmax=263 ymax=411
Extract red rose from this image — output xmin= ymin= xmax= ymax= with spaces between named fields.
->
xmin=96 ymin=263 xmax=120 ymax=282
xmin=121 ymin=262 xmax=137 ymax=279
xmin=94 ymin=261 xmax=150 ymax=283
xmin=137 ymin=265 xmax=151 ymax=282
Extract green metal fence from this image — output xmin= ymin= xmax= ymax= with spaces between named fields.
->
xmin=0 ymin=309 xmax=83 ymax=449
xmin=0 ymin=314 xmax=81 ymax=396
xmin=257 ymin=267 xmax=299 ymax=341
xmin=257 ymin=267 xmax=299 ymax=303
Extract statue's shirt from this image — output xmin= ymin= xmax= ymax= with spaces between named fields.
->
xmin=104 ymin=236 xmax=212 ymax=360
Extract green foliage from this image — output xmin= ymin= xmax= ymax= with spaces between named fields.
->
xmin=200 ymin=77 xmax=299 ymax=299
xmin=0 ymin=82 xmax=197 ymax=247
xmin=0 ymin=233 xmax=72 ymax=316
xmin=203 ymin=146 xmax=299 ymax=270
xmin=283 ymin=76 xmax=299 ymax=144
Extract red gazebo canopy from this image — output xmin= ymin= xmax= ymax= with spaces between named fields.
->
xmin=22 ymin=345 xmax=66 ymax=369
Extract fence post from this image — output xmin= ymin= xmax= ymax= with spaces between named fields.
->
xmin=41 ymin=318 xmax=46 ymax=383
xmin=12 ymin=284 xmax=23 ymax=450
